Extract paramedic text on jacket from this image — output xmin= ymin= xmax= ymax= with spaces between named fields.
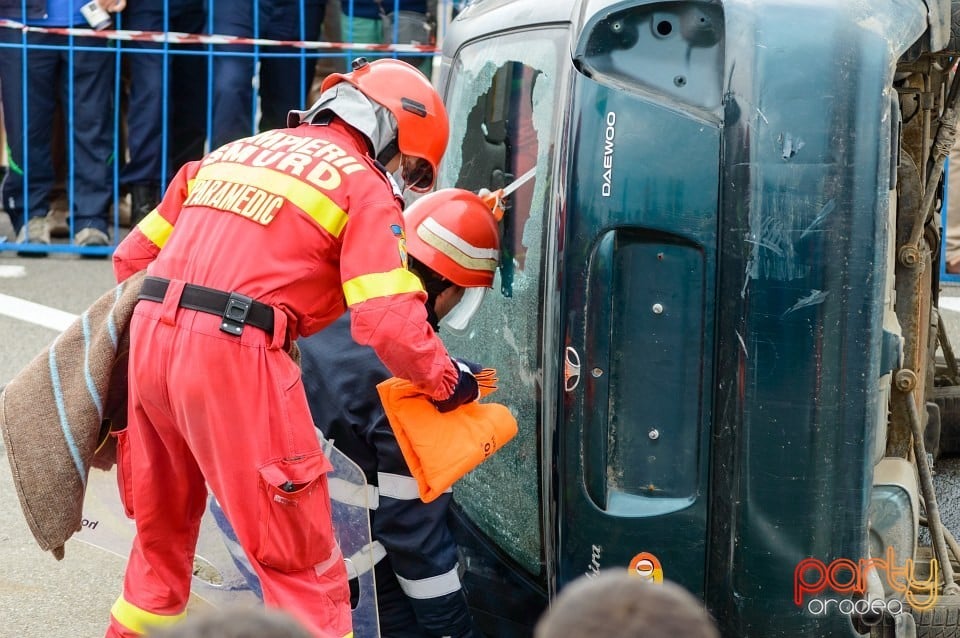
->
xmin=299 ymin=187 xmax=502 ymax=637
xmin=106 ymin=59 xmax=480 ymax=638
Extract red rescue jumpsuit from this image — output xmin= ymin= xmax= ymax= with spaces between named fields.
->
xmin=107 ymin=119 xmax=460 ymax=638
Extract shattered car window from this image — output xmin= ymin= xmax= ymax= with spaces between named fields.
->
xmin=438 ymin=29 xmax=565 ymax=575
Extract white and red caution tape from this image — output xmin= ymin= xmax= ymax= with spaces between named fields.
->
xmin=0 ymin=19 xmax=437 ymax=53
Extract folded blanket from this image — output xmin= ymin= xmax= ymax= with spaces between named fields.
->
xmin=376 ymin=376 xmax=517 ymax=502
xmin=0 ymin=270 xmax=145 ymax=559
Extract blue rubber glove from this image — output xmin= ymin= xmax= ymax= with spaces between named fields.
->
xmin=433 ymin=358 xmax=482 ymax=413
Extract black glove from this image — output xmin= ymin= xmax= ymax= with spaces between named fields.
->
xmin=433 ymin=358 xmax=481 ymax=413
xmin=455 ymin=357 xmax=482 ymax=375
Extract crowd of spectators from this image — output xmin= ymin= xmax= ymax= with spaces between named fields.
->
xmin=0 ymin=0 xmax=438 ymax=256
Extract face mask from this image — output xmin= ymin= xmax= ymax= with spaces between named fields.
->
xmin=421 ymin=274 xmax=450 ymax=332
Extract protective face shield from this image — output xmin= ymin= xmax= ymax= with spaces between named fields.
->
xmin=439 ymin=286 xmax=487 ymax=334
xmin=402 ymin=188 xmax=502 ymax=333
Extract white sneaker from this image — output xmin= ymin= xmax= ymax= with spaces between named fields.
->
xmin=16 ymin=217 xmax=50 ymax=257
xmin=74 ymin=227 xmax=110 ymax=247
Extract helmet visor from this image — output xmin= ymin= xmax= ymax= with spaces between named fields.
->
xmin=403 ymin=156 xmax=435 ymax=192
xmin=439 ymin=286 xmax=486 ymax=334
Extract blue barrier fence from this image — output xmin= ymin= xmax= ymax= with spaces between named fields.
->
xmin=0 ymin=0 xmax=458 ymax=257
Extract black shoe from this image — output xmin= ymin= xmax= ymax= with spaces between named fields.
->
xmin=130 ymin=182 xmax=161 ymax=227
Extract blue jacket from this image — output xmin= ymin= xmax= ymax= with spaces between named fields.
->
xmin=299 ymin=314 xmax=477 ymax=638
xmin=0 ymin=0 xmax=95 ymax=26
xmin=0 ymin=0 xmax=44 ymax=19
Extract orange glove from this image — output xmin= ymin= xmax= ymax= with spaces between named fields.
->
xmin=475 ymin=368 xmax=499 ymax=397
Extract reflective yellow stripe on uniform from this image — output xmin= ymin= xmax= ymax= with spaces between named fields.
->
xmin=343 ymin=268 xmax=424 ymax=306
xmin=133 ymin=176 xmax=205 ymax=247
xmin=195 ymin=162 xmax=349 ymax=237
xmin=136 ymin=209 xmax=175 ymax=249
xmin=110 ymin=596 xmax=186 ymax=635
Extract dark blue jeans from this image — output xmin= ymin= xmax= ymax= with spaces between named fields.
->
xmin=208 ymin=0 xmax=325 ymax=149
xmin=119 ymin=0 xmax=208 ymax=187
xmin=0 ymin=30 xmax=115 ymax=234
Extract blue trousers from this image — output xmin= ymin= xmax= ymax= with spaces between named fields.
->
xmin=208 ymin=0 xmax=325 ymax=149
xmin=119 ymin=0 xmax=208 ymax=187
xmin=0 ymin=31 xmax=115 ymax=233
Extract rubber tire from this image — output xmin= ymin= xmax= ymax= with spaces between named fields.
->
xmin=928 ymin=401 xmax=944 ymax=461
xmin=951 ymin=0 xmax=960 ymax=54
xmin=873 ymin=609 xmax=918 ymax=638
xmin=914 ymin=593 xmax=960 ymax=637
xmin=934 ymin=385 xmax=960 ymax=456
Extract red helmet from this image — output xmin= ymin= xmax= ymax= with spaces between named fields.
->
xmin=403 ymin=188 xmax=501 ymax=288
xmin=321 ymin=58 xmax=448 ymax=192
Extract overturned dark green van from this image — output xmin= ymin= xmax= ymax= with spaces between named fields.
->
xmin=434 ymin=1 xmax=960 ymax=636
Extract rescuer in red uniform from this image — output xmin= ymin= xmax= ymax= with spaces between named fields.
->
xmin=106 ymin=58 xmax=480 ymax=638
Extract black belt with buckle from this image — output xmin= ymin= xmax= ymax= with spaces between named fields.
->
xmin=138 ymin=276 xmax=275 ymax=336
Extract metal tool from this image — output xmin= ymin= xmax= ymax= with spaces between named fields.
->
xmin=481 ymin=167 xmax=537 ymax=220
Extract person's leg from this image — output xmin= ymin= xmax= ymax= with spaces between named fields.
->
xmin=0 ymin=28 xmax=27 ymax=233
xmin=156 ymin=308 xmax=352 ymax=636
xmin=311 ymin=0 xmax=343 ymax=96
xmin=372 ymin=557 xmax=425 ymax=638
xmin=197 ymin=356 xmax=351 ymax=634
xmin=259 ymin=0 xmax=325 ymax=129
xmin=209 ymin=0 xmax=256 ymax=148
xmin=371 ymin=423 xmax=477 ymax=637
xmin=105 ymin=311 xmax=208 ymax=638
xmin=0 ymin=30 xmax=58 ymax=239
xmin=66 ymin=35 xmax=115 ymax=236
xmin=382 ymin=10 xmax=434 ymax=76
xmin=168 ymin=0 xmax=209 ymax=172
xmin=338 ymin=12 xmax=381 ymax=72
xmin=118 ymin=0 xmax=165 ymax=224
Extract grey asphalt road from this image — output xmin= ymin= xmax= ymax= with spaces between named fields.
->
xmin=6 ymin=230 xmax=960 ymax=637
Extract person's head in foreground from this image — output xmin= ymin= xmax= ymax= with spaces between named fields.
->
xmin=534 ymin=571 xmax=720 ymax=638
xmin=147 ymin=606 xmax=313 ymax=638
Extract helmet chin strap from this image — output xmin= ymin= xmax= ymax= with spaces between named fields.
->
xmin=410 ymin=259 xmax=450 ymax=332
xmin=424 ymin=297 xmax=441 ymax=332
xmin=378 ymin=138 xmax=405 ymax=192
xmin=376 ymin=138 xmax=400 ymax=167
xmin=422 ymin=274 xmax=451 ymax=332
